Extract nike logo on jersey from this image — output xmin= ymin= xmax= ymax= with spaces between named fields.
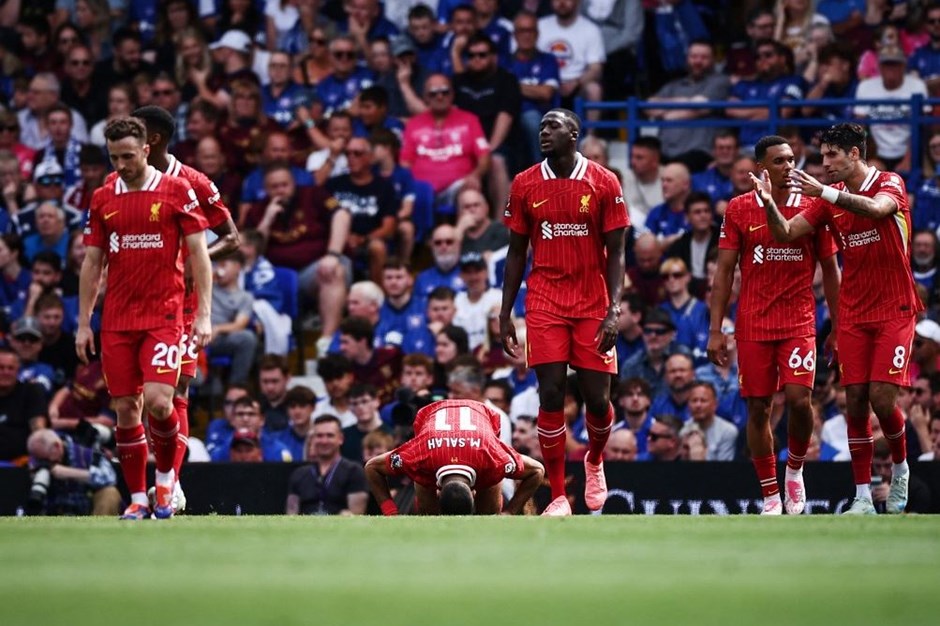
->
xmin=833 ymin=213 xmax=845 ymax=218
xmin=602 ymin=355 xmax=614 ymax=365
xmin=156 ymin=367 xmax=178 ymax=374
xmin=888 ymin=368 xmax=903 ymax=375
xmin=749 ymin=224 xmax=766 ymax=232
xmin=792 ymin=370 xmax=811 ymax=376
xmin=104 ymin=211 xmax=119 ymax=220
xmin=533 ymin=199 xmax=549 ymax=208
xmin=542 ymin=442 xmax=560 ymax=449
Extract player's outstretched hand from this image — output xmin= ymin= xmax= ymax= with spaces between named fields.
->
xmin=192 ymin=316 xmax=212 ymax=351
xmin=706 ymin=329 xmax=729 ymax=367
xmin=749 ymin=170 xmax=772 ymax=205
xmin=499 ymin=315 xmax=518 ymax=358
xmin=75 ymin=326 xmax=95 ymax=365
xmin=594 ymin=314 xmax=617 ymax=355
xmin=788 ymin=169 xmax=825 ymax=197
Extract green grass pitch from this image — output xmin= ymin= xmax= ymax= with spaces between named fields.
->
xmin=1 ymin=516 xmax=938 ymax=626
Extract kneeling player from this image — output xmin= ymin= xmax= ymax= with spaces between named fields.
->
xmin=365 ymin=399 xmax=544 ymax=515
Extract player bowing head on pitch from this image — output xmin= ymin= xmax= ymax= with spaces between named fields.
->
xmin=499 ymin=108 xmax=628 ymax=516
xmin=708 ymin=134 xmax=841 ymax=515
xmin=365 ymin=399 xmax=544 ymax=515
xmin=78 ymin=116 xmax=213 ymax=520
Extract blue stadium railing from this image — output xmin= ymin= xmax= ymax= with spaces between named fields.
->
xmin=573 ymin=95 xmax=940 ymax=183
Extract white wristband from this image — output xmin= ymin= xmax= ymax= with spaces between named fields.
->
xmin=820 ymin=186 xmax=839 ymax=204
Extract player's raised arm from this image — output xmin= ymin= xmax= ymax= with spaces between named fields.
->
xmin=596 ymin=227 xmax=626 ymax=354
xmin=707 ymin=248 xmax=739 ymax=367
xmin=499 ymin=230 xmax=529 ymax=358
xmin=185 ymin=232 xmax=213 ymax=349
xmin=789 ymin=168 xmax=898 ymax=219
xmin=751 ymin=171 xmax=814 ymax=243
xmin=76 ymin=246 xmax=105 ymax=364
xmin=503 ymin=454 xmax=545 ymax=515
xmin=364 ymin=453 xmax=399 ymax=516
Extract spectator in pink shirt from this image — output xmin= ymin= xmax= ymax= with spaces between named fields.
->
xmin=400 ymin=73 xmax=491 ymax=209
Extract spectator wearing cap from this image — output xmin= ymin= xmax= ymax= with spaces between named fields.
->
xmin=197 ymin=30 xmax=258 ymax=112
xmin=286 ymin=415 xmax=369 ymax=515
xmin=277 ymin=385 xmax=318 ymax=461
xmin=229 ymin=428 xmax=264 ymax=462
xmin=453 ymin=251 xmax=502 ymax=351
xmin=854 ymin=44 xmax=928 ymax=173
xmin=327 ymin=134 xmax=398 ymax=283
xmin=620 ymin=308 xmax=678 ymax=397
xmin=22 ymin=202 xmax=68 ymax=266
xmin=7 ymin=317 xmax=56 ymax=397
xmin=63 ymin=144 xmax=107 ymax=213
xmin=454 ymin=187 xmax=509 ymax=259
xmin=913 ymin=319 xmax=940 ymax=379
xmin=376 ymin=36 xmax=427 ymax=120
xmin=11 ymin=159 xmax=83 ymax=238
xmin=17 ymin=73 xmax=89 ymax=152
xmin=658 ymin=257 xmax=709 ymax=364
xmin=211 ymin=396 xmax=293 ymax=462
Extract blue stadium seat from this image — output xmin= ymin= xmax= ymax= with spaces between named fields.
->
xmin=272 ymin=266 xmax=303 ymax=362
xmin=411 ymin=179 xmax=435 ymax=243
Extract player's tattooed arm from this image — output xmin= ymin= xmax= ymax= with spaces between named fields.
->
xmin=829 ymin=190 xmax=898 ymax=219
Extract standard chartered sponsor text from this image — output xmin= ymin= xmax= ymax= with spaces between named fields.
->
xmin=846 ymin=228 xmax=881 ymax=247
xmin=122 ymin=233 xmax=164 ymax=249
xmin=553 ymin=223 xmax=589 ymax=237
xmin=764 ymin=247 xmax=804 ymax=262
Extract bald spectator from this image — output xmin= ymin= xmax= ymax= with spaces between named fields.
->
xmin=644 ymin=163 xmax=692 ymax=248
xmin=716 ymin=155 xmax=758 ymax=217
xmin=650 ymin=352 xmax=695 ymax=422
xmin=414 ymin=224 xmax=464 ymax=297
xmin=626 ymin=232 xmax=665 ymax=307
xmin=605 ymin=429 xmax=638 ymax=462
xmin=195 ymin=136 xmax=242 ymax=212
xmin=454 ymin=188 xmax=509 ymax=258
xmin=18 ymin=73 xmax=89 ymax=150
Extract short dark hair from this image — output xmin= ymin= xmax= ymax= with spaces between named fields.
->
xmin=339 ymin=316 xmax=375 ymax=345
xmin=32 ymin=251 xmax=63 ymax=271
xmin=133 ymin=105 xmax=177 ymax=143
xmin=618 ymin=377 xmax=652 ymax=400
xmin=112 ymin=27 xmax=141 ymax=49
xmin=240 ymin=229 xmax=266 ymax=255
xmin=382 ymin=256 xmax=411 ymax=273
xmin=284 ymin=385 xmax=317 ymax=407
xmin=258 ymin=353 xmax=290 ymax=375
xmin=689 ymin=380 xmax=717 ymax=399
xmin=684 ymin=191 xmax=713 ymax=213
xmin=44 ymin=102 xmax=72 ymax=123
xmin=317 ymin=353 xmax=353 ymax=381
xmin=349 ymin=383 xmax=377 ymax=400
xmin=408 ymin=3 xmax=436 ymax=21
xmin=263 ymin=160 xmax=293 ymax=179
xmin=104 ymin=117 xmax=148 ymax=144
xmin=402 ymin=352 xmax=433 ymax=374
xmin=439 ymin=479 xmax=475 ymax=515
xmin=754 ymin=135 xmax=789 ymax=162
xmin=466 ymin=32 xmax=496 ymax=54
xmin=34 ymin=292 xmax=64 ymax=314
xmin=358 ymin=85 xmax=389 ymax=108
xmin=233 ymin=396 xmax=260 ymax=412
xmin=370 ymin=128 xmax=401 ymax=154
xmin=653 ymin=414 xmax=684 ymax=436
xmin=632 ymin=136 xmax=661 ymax=153
xmin=428 ymin=286 xmax=456 ymax=302
xmin=313 ymin=414 xmax=342 ymax=429
xmin=483 ymin=378 xmax=512 ymax=401
xmin=820 ymin=123 xmax=868 ymax=160
xmin=188 ymin=100 xmax=220 ymax=124
xmin=438 ymin=325 xmax=470 ymax=356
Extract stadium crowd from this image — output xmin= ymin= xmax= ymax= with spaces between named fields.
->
xmin=1 ymin=0 xmax=940 ymax=515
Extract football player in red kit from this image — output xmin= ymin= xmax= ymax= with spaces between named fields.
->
xmin=762 ymin=123 xmax=918 ymax=515
xmin=365 ymin=399 xmax=544 ymax=515
xmin=77 ymin=117 xmax=212 ymax=520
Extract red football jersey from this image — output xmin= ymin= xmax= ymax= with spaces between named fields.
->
xmin=84 ymin=167 xmax=208 ymax=331
xmin=720 ymin=191 xmax=837 ymax=341
xmin=801 ymin=167 xmax=923 ymax=324
xmin=504 ymin=154 xmax=629 ymax=318
xmin=386 ymin=400 xmax=525 ymax=490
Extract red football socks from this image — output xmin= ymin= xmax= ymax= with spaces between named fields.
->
xmin=584 ymin=403 xmax=614 ymax=465
xmin=149 ymin=409 xmax=180 ymax=474
xmin=786 ymin=435 xmax=810 ymax=472
xmin=115 ymin=424 xmax=148 ymax=496
xmin=846 ymin=413 xmax=874 ymax=486
xmin=882 ymin=407 xmax=907 ymax=464
xmin=752 ymin=454 xmax=780 ymax=498
xmin=537 ymin=408 xmax=567 ymax=500
xmin=172 ymin=396 xmax=190 ymax=477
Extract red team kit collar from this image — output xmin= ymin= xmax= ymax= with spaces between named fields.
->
xmin=436 ymin=464 xmax=477 ymax=488
xmin=164 ymin=154 xmax=184 ymax=177
xmin=539 ymin=152 xmax=588 ymax=180
xmin=114 ymin=166 xmax=162 ymax=194
xmin=752 ymin=190 xmax=805 ymax=208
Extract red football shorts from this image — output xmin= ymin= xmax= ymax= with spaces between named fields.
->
xmin=101 ymin=326 xmax=183 ymax=397
xmin=178 ymin=325 xmax=199 ymax=379
xmin=737 ymin=335 xmax=816 ymax=398
xmin=837 ymin=316 xmax=915 ymax=387
xmin=525 ymin=309 xmax=617 ymax=374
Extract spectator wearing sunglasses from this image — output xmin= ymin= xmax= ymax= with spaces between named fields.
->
xmin=620 ymin=308 xmax=678 ymax=398
xmin=313 ymin=35 xmax=375 ymax=120
xmin=638 ymin=414 xmax=683 ymax=462
xmin=658 ymin=257 xmax=709 ymax=364
xmin=60 ymin=44 xmax=107 ymax=131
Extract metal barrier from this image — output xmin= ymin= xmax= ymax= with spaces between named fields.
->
xmin=574 ymin=95 xmax=940 ymax=182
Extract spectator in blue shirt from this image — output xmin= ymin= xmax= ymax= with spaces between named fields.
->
xmin=911 ymin=4 xmax=940 ymax=94
xmin=278 ymin=385 xmax=317 ymax=462
xmin=340 ymin=0 xmax=400 ymax=53
xmin=691 ymin=131 xmax=737 ymax=206
xmin=645 ymin=162 xmax=692 ymax=248
xmin=414 ymin=224 xmax=464 ymax=297
xmin=400 ymin=286 xmax=458 ymax=356
xmin=405 ymin=4 xmax=443 ymax=69
xmin=620 ymin=308 xmax=678 ymax=398
xmin=9 ymin=316 xmax=56 ymax=397
xmin=262 ymin=51 xmax=309 ymax=129
xmin=510 ymin=10 xmax=560 ymax=163
xmin=378 ymin=257 xmax=427 ymax=348
xmin=238 ymin=130 xmax=314 ymax=218
xmin=658 ymin=257 xmax=709 ymax=365
xmin=316 ymin=35 xmax=376 ymax=118
xmin=649 ymin=353 xmax=694 ymax=423
xmin=614 ymin=377 xmax=654 ymax=456
xmin=427 ymin=5 xmax=478 ymax=77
